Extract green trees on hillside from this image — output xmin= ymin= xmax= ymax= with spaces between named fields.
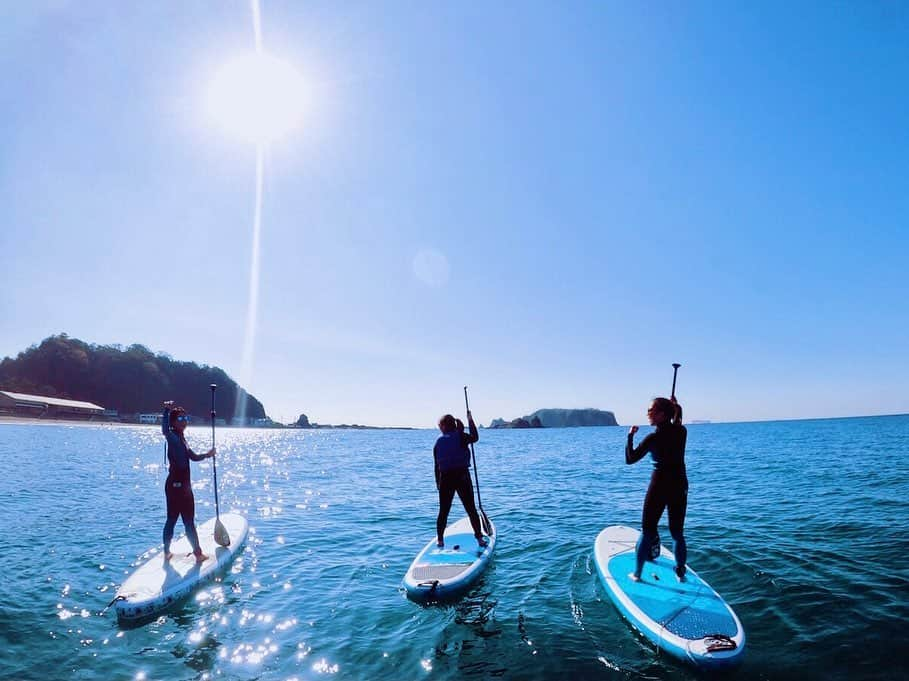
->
xmin=0 ymin=334 xmax=266 ymax=420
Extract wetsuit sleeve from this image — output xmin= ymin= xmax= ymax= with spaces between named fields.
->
xmin=463 ymin=419 xmax=479 ymax=445
xmin=433 ymin=442 xmax=441 ymax=490
xmin=626 ymin=433 xmax=654 ymax=465
xmin=187 ymin=446 xmax=207 ymax=462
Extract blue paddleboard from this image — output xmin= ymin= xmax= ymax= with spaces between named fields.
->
xmin=593 ymin=525 xmax=745 ymax=670
xmin=403 ymin=516 xmax=496 ymax=602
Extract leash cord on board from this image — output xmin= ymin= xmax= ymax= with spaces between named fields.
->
xmin=99 ymin=594 xmax=126 ymax=616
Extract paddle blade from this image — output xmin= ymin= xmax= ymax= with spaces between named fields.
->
xmin=214 ymin=518 xmax=231 ymax=547
xmin=481 ymin=511 xmax=493 ymax=537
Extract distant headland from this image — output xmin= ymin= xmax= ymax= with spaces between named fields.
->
xmin=0 ymin=334 xmax=401 ymax=429
xmin=488 ymin=408 xmax=618 ymax=428
xmin=0 ymin=334 xmax=270 ymax=424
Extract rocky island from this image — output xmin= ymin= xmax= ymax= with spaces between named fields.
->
xmin=488 ymin=408 xmax=618 ymax=429
xmin=292 ymin=413 xmax=413 ymax=430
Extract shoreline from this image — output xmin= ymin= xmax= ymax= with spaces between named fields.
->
xmin=0 ymin=415 xmax=150 ymax=427
xmin=0 ymin=415 xmax=416 ymax=430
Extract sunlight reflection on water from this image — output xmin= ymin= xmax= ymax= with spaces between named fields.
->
xmin=0 ymin=419 xmax=907 ymax=680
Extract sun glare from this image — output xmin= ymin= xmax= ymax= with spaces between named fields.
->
xmin=206 ymin=51 xmax=307 ymax=145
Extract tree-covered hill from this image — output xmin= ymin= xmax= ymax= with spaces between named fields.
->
xmin=0 ymin=334 xmax=266 ymax=421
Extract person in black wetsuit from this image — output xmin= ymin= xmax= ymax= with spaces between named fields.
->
xmin=625 ymin=396 xmax=688 ymax=582
xmin=161 ymin=401 xmax=215 ymax=562
xmin=433 ymin=411 xmax=488 ymax=549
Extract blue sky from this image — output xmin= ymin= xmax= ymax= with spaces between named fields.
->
xmin=1 ymin=2 xmax=907 ymax=427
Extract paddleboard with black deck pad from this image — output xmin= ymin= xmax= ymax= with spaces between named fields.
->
xmin=403 ymin=516 xmax=496 ymax=602
xmin=593 ymin=525 xmax=745 ymax=670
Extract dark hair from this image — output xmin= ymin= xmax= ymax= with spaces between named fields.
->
xmin=169 ymin=406 xmax=187 ymax=426
xmin=438 ymin=414 xmax=457 ymax=433
xmin=652 ymin=397 xmax=682 ymax=424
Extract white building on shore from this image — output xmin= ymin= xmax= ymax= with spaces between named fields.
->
xmin=0 ymin=390 xmax=104 ymax=419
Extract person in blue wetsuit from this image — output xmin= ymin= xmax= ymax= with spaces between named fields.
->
xmin=625 ymin=396 xmax=688 ymax=582
xmin=161 ymin=401 xmax=215 ymax=562
xmin=433 ymin=411 xmax=488 ymax=549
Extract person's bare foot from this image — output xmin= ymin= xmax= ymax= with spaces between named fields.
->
xmin=628 ymin=572 xmax=642 ymax=583
xmin=193 ymin=552 xmax=209 ymax=563
xmin=163 ymin=552 xmax=173 ymax=561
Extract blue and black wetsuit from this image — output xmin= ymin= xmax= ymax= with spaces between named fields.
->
xmin=433 ymin=421 xmax=484 ymax=544
xmin=162 ymin=407 xmax=207 ymax=555
xmin=626 ymin=421 xmax=688 ymax=576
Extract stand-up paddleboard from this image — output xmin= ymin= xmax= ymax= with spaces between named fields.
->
xmin=593 ymin=525 xmax=745 ymax=670
xmin=403 ymin=516 xmax=496 ymax=602
xmin=115 ymin=513 xmax=248 ymax=622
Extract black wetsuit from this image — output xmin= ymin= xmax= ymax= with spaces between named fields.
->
xmin=433 ymin=421 xmax=484 ymax=544
xmin=626 ymin=421 xmax=688 ymax=575
xmin=161 ymin=408 xmax=207 ymax=554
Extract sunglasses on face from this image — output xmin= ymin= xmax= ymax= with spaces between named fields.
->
xmin=176 ymin=415 xmax=190 ymax=422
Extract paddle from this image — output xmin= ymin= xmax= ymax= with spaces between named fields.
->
xmin=463 ymin=385 xmax=492 ymax=536
xmin=210 ymin=384 xmax=230 ymax=547
xmin=671 ymin=363 xmax=682 ymax=424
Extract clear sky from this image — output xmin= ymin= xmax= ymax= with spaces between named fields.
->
xmin=1 ymin=2 xmax=907 ymax=427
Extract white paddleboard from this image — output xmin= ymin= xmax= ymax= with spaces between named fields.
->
xmin=115 ymin=512 xmax=248 ymax=622
xmin=593 ymin=525 xmax=745 ymax=670
xmin=403 ymin=516 xmax=496 ymax=602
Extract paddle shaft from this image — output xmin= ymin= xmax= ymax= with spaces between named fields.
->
xmin=463 ymin=386 xmax=490 ymax=533
xmin=670 ymin=363 xmax=682 ymax=424
xmin=210 ymin=384 xmax=221 ymax=519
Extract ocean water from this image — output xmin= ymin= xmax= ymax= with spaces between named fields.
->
xmin=1 ymin=415 xmax=907 ymax=680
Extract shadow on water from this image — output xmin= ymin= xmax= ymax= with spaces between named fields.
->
xmin=453 ymin=590 xmax=500 ymax=635
xmin=409 ymin=575 xmax=507 ymax=678
xmin=172 ymin=630 xmax=224 ymax=676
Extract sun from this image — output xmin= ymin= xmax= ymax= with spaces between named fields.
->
xmin=205 ymin=51 xmax=307 ymax=145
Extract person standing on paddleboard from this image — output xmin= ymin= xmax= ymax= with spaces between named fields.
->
xmin=625 ymin=396 xmax=688 ymax=582
xmin=162 ymin=401 xmax=215 ymax=562
xmin=433 ymin=412 xmax=488 ymax=549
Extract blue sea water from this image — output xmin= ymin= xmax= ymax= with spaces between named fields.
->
xmin=1 ymin=415 xmax=907 ymax=680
